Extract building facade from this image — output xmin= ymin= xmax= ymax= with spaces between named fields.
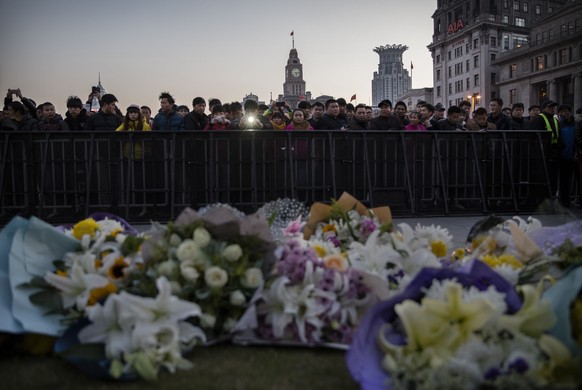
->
xmin=398 ymin=88 xmax=435 ymax=110
xmin=280 ymin=48 xmax=307 ymax=109
xmin=372 ymin=44 xmax=411 ymax=106
xmin=495 ymin=0 xmax=582 ymax=110
xmin=428 ymin=0 xmax=567 ymax=109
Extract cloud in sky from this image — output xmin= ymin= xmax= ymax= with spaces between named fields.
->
xmin=0 ymin=0 xmax=435 ymax=114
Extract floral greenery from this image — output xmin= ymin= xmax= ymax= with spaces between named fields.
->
xmin=122 ymin=207 xmax=276 ymax=342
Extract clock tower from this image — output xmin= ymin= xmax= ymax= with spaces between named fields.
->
xmin=282 ymin=48 xmax=306 ymax=108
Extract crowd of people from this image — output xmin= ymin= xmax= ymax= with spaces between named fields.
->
xmin=2 ymin=88 xmax=581 ymax=207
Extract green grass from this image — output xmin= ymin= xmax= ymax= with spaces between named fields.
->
xmin=1 ymin=344 xmax=359 ymax=390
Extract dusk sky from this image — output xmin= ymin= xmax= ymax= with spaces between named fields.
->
xmin=0 ymin=0 xmax=435 ymax=114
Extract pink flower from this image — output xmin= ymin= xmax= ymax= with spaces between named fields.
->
xmin=282 ymin=217 xmax=305 ymax=238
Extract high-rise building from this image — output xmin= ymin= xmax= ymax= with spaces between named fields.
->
xmin=428 ymin=0 xmax=567 ymax=109
xmin=281 ymin=47 xmax=307 ymax=108
xmin=372 ymin=44 xmax=411 ymax=106
xmin=495 ymin=0 xmax=582 ymax=109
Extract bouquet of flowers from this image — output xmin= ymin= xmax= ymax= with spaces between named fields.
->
xmin=239 ymin=239 xmax=372 ymax=347
xmin=347 ymin=260 xmax=581 ymax=389
xmin=37 ymin=213 xmax=143 ymax=323
xmin=122 ymin=206 xmax=277 ymax=342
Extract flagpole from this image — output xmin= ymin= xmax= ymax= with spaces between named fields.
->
xmin=292 ymin=32 xmax=295 ymax=49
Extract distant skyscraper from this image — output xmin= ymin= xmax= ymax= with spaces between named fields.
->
xmin=372 ymin=44 xmax=411 ymax=106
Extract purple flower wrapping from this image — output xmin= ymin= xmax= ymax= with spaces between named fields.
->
xmin=345 ymin=260 xmax=521 ymax=390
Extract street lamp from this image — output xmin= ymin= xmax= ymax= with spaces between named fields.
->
xmin=467 ymin=93 xmax=481 ymax=112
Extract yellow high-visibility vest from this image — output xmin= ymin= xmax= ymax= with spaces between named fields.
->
xmin=540 ymin=113 xmax=559 ymax=144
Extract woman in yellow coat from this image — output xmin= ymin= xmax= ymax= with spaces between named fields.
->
xmin=116 ymin=104 xmax=151 ymax=159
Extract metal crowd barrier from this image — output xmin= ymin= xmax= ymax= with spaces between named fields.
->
xmin=0 ymin=130 xmax=554 ymax=225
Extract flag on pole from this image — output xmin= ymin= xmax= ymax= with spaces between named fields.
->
xmin=290 ymin=31 xmax=294 ymax=36
xmin=350 ymin=94 xmax=356 ymax=102
xmin=411 ymin=61 xmax=414 ymax=70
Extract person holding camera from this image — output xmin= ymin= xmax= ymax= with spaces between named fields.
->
xmin=4 ymin=89 xmax=38 ymax=119
xmin=205 ymin=105 xmax=231 ymax=130
xmin=2 ymin=101 xmax=39 ymax=131
xmin=232 ymin=100 xmax=272 ymax=130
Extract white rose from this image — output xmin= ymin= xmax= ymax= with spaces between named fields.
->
xmin=176 ymin=239 xmax=199 ymax=262
xmin=241 ymin=268 xmax=263 ymax=289
xmin=157 ymin=260 xmax=179 ymax=278
xmin=193 ymin=227 xmax=211 ymax=248
xmin=169 ymin=233 xmax=183 ymax=247
xmin=180 ymin=262 xmax=200 ymax=282
xmin=223 ymin=244 xmax=243 ymax=262
xmin=200 ymin=313 xmax=216 ymax=329
xmin=229 ymin=290 xmax=246 ymax=306
xmin=204 ymin=266 xmax=228 ymax=288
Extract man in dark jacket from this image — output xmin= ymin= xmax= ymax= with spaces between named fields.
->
xmin=37 ymin=102 xmax=69 ymax=131
xmin=184 ymin=97 xmax=209 ymax=130
xmin=85 ymin=93 xmax=122 ymax=131
xmin=64 ymin=96 xmax=89 ymax=130
xmin=314 ymin=99 xmax=344 ymax=130
xmin=488 ymin=98 xmax=512 ymax=130
xmin=437 ymin=106 xmax=464 ymax=130
xmin=4 ymin=89 xmax=38 ymax=119
xmin=369 ymin=99 xmax=402 ymax=130
xmin=509 ymin=103 xmax=530 ymax=130
xmin=419 ymin=103 xmax=440 ymax=130
xmin=346 ymin=104 xmax=369 ymax=130
xmin=152 ymin=92 xmax=184 ymax=130
xmin=529 ymin=100 xmax=560 ymax=198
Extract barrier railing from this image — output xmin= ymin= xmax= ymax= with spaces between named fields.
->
xmin=0 ymin=130 xmax=554 ymax=225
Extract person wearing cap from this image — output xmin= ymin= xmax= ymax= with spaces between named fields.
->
xmin=434 ymin=103 xmax=445 ymax=120
xmin=488 ymin=98 xmax=512 ymax=130
xmin=184 ymin=97 xmax=209 ymax=130
xmin=529 ymin=99 xmax=561 ymax=199
xmin=369 ymin=99 xmax=402 ymax=130
xmin=64 ymin=96 xmax=89 ymax=130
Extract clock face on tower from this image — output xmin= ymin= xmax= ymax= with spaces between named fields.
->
xmin=291 ymin=68 xmax=300 ymax=78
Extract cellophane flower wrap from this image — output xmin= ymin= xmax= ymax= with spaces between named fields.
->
xmin=346 ymin=260 xmax=582 ymax=390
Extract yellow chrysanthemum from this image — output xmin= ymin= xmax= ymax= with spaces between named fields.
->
xmin=109 ymin=227 xmax=122 ymax=237
xmin=87 ymin=283 xmax=117 ymax=306
xmin=453 ymin=248 xmax=466 ymax=260
xmin=431 ymin=240 xmax=448 ymax=258
xmin=56 ymin=269 xmax=68 ymax=277
xmin=107 ymin=257 xmax=127 ymax=280
xmin=322 ymin=224 xmax=337 ymax=233
xmin=72 ymin=218 xmax=99 ymax=240
xmin=313 ymin=245 xmax=327 ymax=258
xmin=482 ymin=253 xmax=523 ymax=270
xmin=472 ymin=235 xmax=497 ymax=251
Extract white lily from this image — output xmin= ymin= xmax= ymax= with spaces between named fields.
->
xmin=119 ymin=277 xmax=202 ymax=324
xmin=44 ymin=262 xmax=110 ymax=309
xmin=78 ymin=294 xmax=132 ymax=359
